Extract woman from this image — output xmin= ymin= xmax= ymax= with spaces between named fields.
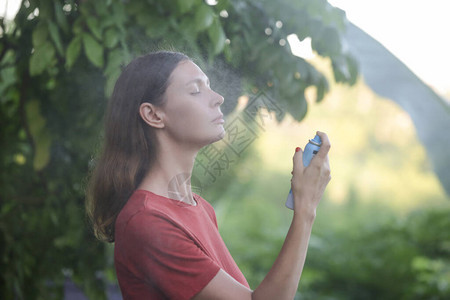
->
xmin=87 ymin=51 xmax=331 ymax=300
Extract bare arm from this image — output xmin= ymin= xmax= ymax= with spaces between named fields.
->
xmin=193 ymin=132 xmax=331 ymax=300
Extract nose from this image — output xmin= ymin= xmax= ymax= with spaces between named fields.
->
xmin=212 ymin=90 xmax=224 ymax=107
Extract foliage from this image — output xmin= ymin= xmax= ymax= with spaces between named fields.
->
xmin=0 ymin=0 xmax=357 ymax=298
xmin=216 ymin=172 xmax=450 ymax=299
xmin=300 ymin=203 xmax=450 ymax=300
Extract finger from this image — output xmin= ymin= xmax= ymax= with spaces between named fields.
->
xmin=315 ymin=131 xmax=331 ymax=159
xmin=323 ymin=155 xmax=331 ymax=178
xmin=292 ymin=147 xmax=304 ymax=175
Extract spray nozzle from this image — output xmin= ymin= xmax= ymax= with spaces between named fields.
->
xmin=309 ymin=134 xmax=322 ymax=146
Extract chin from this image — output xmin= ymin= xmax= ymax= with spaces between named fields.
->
xmin=208 ymin=127 xmax=226 ymax=145
xmin=216 ymin=130 xmax=226 ymax=141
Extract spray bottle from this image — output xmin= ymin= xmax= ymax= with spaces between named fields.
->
xmin=285 ymin=134 xmax=322 ymax=210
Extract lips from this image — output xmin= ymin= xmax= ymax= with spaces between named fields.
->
xmin=212 ymin=114 xmax=224 ymax=124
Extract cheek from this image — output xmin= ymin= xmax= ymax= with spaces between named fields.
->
xmin=167 ymin=101 xmax=204 ymax=130
xmin=164 ymin=92 xmax=215 ymax=132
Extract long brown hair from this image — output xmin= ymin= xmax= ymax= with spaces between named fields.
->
xmin=86 ymin=51 xmax=190 ymax=242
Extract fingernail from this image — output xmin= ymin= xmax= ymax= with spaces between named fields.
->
xmin=295 ymin=147 xmax=301 ymax=152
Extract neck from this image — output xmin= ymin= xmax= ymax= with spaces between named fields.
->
xmin=138 ymin=138 xmax=199 ymax=205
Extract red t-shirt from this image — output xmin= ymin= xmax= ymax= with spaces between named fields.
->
xmin=114 ymin=190 xmax=249 ymax=299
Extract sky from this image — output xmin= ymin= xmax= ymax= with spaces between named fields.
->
xmin=1 ymin=0 xmax=449 ymax=97
xmin=328 ymin=0 xmax=450 ymax=97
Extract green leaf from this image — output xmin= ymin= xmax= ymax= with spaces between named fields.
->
xmin=53 ymin=1 xmax=69 ymax=33
xmin=47 ymin=21 xmax=64 ymax=56
xmin=0 ymin=66 xmax=16 ymax=96
xmin=281 ymin=78 xmax=303 ymax=99
xmin=177 ymin=0 xmax=197 ymax=14
xmin=104 ymin=49 xmax=124 ymax=76
xmin=258 ymin=48 xmax=281 ymax=72
xmin=136 ymin=12 xmax=148 ymax=27
xmin=316 ymin=76 xmax=329 ymax=102
xmin=178 ymin=18 xmax=198 ymax=40
xmin=111 ymin=3 xmax=127 ymax=25
xmin=126 ymin=1 xmax=146 ymax=15
xmin=105 ymin=69 xmax=121 ymax=98
xmin=29 ymin=41 xmax=55 ymax=76
xmin=207 ymin=18 xmax=226 ymax=55
xmin=73 ymin=18 xmax=84 ymax=35
xmin=39 ymin=0 xmax=53 ymax=19
xmin=144 ymin=16 xmax=168 ymax=38
xmin=101 ymin=15 xmax=118 ymax=29
xmin=25 ymin=100 xmax=51 ymax=171
xmin=0 ymin=48 xmax=14 ymax=65
xmin=223 ymin=43 xmax=233 ymax=63
xmin=83 ymin=33 xmax=104 ymax=68
xmin=33 ymin=131 xmax=52 ymax=171
xmin=275 ymin=65 xmax=294 ymax=88
xmin=286 ymin=93 xmax=308 ymax=122
xmin=312 ymin=26 xmax=341 ymax=57
xmin=215 ymin=0 xmax=231 ymax=11
xmin=65 ymin=36 xmax=82 ymax=70
xmin=103 ymin=28 xmax=119 ymax=49
xmin=86 ymin=17 xmax=102 ymax=40
xmin=195 ymin=4 xmax=214 ymax=32
xmin=93 ymin=0 xmax=108 ymax=16
xmin=32 ymin=22 xmax=48 ymax=48
xmin=331 ymin=55 xmax=350 ymax=83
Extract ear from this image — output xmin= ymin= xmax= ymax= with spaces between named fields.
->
xmin=139 ymin=102 xmax=165 ymax=129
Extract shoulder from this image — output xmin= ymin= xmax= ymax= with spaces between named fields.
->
xmin=195 ymin=193 xmax=213 ymax=210
xmin=117 ymin=190 xmax=180 ymax=222
xmin=194 ymin=193 xmax=218 ymax=227
xmin=115 ymin=190 xmax=178 ymax=240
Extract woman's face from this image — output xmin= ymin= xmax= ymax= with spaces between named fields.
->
xmin=161 ymin=60 xmax=225 ymax=148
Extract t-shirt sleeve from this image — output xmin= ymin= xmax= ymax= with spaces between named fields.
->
xmin=120 ymin=211 xmax=220 ymax=300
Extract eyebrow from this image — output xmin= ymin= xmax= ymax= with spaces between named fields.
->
xmin=185 ymin=77 xmax=210 ymax=86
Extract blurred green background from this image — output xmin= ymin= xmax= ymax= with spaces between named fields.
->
xmin=1 ymin=0 xmax=449 ymax=299
xmin=199 ymin=56 xmax=450 ymax=299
